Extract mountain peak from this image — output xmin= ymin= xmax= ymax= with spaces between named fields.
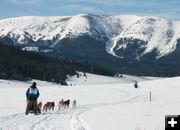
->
xmin=0 ymin=14 xmax=180 ymax=59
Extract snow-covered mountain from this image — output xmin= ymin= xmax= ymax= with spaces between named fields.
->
xmin=114 ymin=16 xmax=180 ymax=59
xmin=1 ymin=14 xmax=180 ymax=75
xmin=1 ymin=14 xmax=180 ymax=58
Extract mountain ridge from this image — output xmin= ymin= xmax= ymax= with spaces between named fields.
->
xmin=0 ymin=14 xmax=180 ymax=59
xmin=1 ymin=14 xmax=180 ymax=76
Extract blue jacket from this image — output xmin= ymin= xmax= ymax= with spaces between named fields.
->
xmin=26 ymin=86 xmax=40 ymax=100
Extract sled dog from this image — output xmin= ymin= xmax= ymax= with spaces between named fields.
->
xmin=58 ymin=99 xmax=70 ymax=110
xmin=63 ymin=100 xmax=70 ymax=108
xmin=72 ymin=100 xmax=76 ymax=108
xmin=58 ymin=99 xmax=64 ymax=110
xmin=37 ymin=102 xmax=42 ymax=110
xmin=43 ymin=102 xmax=55 ymax=112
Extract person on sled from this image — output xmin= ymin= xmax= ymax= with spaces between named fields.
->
xmin=25 ymin=82 xmax=40 ymax=115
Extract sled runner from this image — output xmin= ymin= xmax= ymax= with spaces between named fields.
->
xmin=26 ymin=102 xmax=41 ymax=115
xmin=29 ymin=105 xmax=41 ymax=115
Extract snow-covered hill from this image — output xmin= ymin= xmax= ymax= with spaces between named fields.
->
xmin=1 ymin=14 xmax=180 ymax=59
xmin=0 ymin=14 xmax=139 ymax=42
xmin=114 ymin=16 xmax=180 ymax=58
xmin=0 ymin=73 xmax=179 ymax=130
xmin=66 ymin=72 xmax=152 ymax=85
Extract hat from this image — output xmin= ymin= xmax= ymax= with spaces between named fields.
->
xmin=32 ymin=82 xmax=36 ymax=87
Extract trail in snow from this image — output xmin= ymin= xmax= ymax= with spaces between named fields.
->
xmin=0 ymin=90 xmax=152 ymax=130
xmin=0 ymin=73 xmax=179 ymax=130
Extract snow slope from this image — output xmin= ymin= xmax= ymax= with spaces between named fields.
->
xmin=0 ymin=14 xmax=140 ymax=42
xmin=114 ymin=16 xmax=180 ymax=58
xmin=81 ymin=77 xmax=180 ymax=130
xmin=0 ymin=73 xmax=179 ymax=130
xmin=1 ymin=14 xmax=179 ymax=58
xmin=66 ymin=72 xmax=150 ymax=85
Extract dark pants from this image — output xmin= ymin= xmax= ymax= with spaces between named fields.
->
xmin=25 ymin=100 xmax=38 ymax=115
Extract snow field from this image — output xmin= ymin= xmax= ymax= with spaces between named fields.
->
xmin=0 ymin=73 xmax=179 ymax=130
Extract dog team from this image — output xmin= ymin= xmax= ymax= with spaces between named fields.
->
xmin=37 ymin=99 xmax=77 ymax=112
xmin=26 ymin=82 xmax=76 ymax=115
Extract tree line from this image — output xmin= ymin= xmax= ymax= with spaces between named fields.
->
xmin=0 ymin=43 xmax=114 ymax=84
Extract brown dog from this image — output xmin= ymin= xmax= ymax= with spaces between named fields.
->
xmin=43 ymin=102 xmax=55 ymax=112
xmin=63 ymin=100 xmax=70 ymax=108
xmin=37 ymin=102 xmax=42 ymax=110
xmin=58 ymin=99 xmax=70 ymax=110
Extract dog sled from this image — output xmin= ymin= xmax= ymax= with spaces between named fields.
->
xmin=28 ymin=105 xmax=41 ymax=115
xmin=26 ymin=101 xmax=41 ymax=115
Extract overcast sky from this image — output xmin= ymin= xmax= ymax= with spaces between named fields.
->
xmin=0 ymin=0 xmax=180 ymax=20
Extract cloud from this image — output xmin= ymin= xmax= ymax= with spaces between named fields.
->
xmin=79 ymin=6 xmax=95 ymax=12
xmin=4 ymin=0 xmax=180 ymax=20
xmin=47 ymin=3 xmax=96 ymax=16
xmin=119 ymin=8 xmax=180 ymax=20
xmin=8 ymin=0 xmax=43 ymax=4
xmin=71 ymin=0 xmax=180 ymax=20
xmin=71 ymin=0 xmax=157 ymax=8
xmin=157 ymin=9 xmax=180 ymax=20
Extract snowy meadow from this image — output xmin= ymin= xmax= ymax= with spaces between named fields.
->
xmin=0 ymin=73 xmax=179 ymax=130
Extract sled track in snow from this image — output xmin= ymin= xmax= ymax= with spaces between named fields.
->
xmin=0 ymin=107 xmax=91 ymax=130
xmin=0 ymin=93 xmax=148 ymax=130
